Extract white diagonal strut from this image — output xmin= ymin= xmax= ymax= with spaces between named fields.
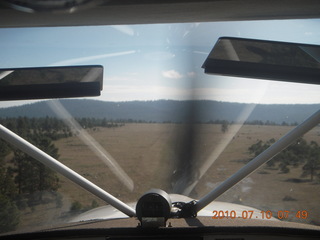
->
xmin=195 ymin=108 xmax=320 ymax=212
xmin=0 ymin=124 xmax=136 ymax=217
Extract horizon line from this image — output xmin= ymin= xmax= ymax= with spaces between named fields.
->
xmin=1 ymin=98 xmax=320 ymax=109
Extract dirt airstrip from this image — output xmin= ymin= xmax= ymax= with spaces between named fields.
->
xmin=18 ymin=123 xmax=320 ymax=230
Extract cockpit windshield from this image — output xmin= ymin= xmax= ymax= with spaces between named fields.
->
xmin=1 ymin=19 xmax=320 ymax=234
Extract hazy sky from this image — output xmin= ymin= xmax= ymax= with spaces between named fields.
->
xmin=1 ymin=19 xmax=320 ymax=108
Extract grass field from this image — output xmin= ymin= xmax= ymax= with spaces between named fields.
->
xmin=17 ymin=123 xmax=320 ymax=230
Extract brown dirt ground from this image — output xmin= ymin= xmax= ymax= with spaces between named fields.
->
xmin=17 ymin=123 xmax=320 ymax=230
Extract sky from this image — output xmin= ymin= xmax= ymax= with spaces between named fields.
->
xmin=1 ymin=19 xmax=320 ymax=108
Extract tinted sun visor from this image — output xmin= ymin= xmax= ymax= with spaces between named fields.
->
xmin=0 ymin=65 xmax=103 ymax=101
xmin=202 ymin=37 xmax=320 ymax=84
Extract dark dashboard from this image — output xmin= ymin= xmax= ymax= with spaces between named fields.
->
xmin=2 ymin=217 xmax=320 ymax=240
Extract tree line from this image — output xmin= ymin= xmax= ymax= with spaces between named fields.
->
xmin=0 ymin=116 xmax=125 ymax=233
xmin=0 ymin=117 xmax=66 ymax=233
xmin=248 ymin=138 xmax=320 ymax=182
xmin=206 ymin=119 xmax=299 ymax=126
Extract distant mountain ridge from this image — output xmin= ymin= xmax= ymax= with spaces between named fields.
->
xmin=0 ymin=99 xmax=319 ymax=124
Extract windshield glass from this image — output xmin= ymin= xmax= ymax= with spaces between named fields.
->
xmin=1 ymin=19 xmax=320 ymax=233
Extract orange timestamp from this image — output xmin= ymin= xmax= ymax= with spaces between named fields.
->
xmin=212 ymin=210 xmax=309 ymax=220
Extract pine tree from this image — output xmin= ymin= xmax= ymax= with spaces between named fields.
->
xmin=221 ymin=120 xmax=229 ymax=133
xmin=0 ymin=194 xmax=20 ymax=233
xmin=12 ymin=135 xmax=60 ymax=202
xmin=248 ymin=138 xmax=320 ymax=181
xmin=0 ymin=158 xmax=20 ymax=233
xmin=301 ymin=141 xmax=320 ymax=181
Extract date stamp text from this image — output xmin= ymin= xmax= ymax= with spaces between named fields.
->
xmin=212 ymin=210 xmax=309 ymax=220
